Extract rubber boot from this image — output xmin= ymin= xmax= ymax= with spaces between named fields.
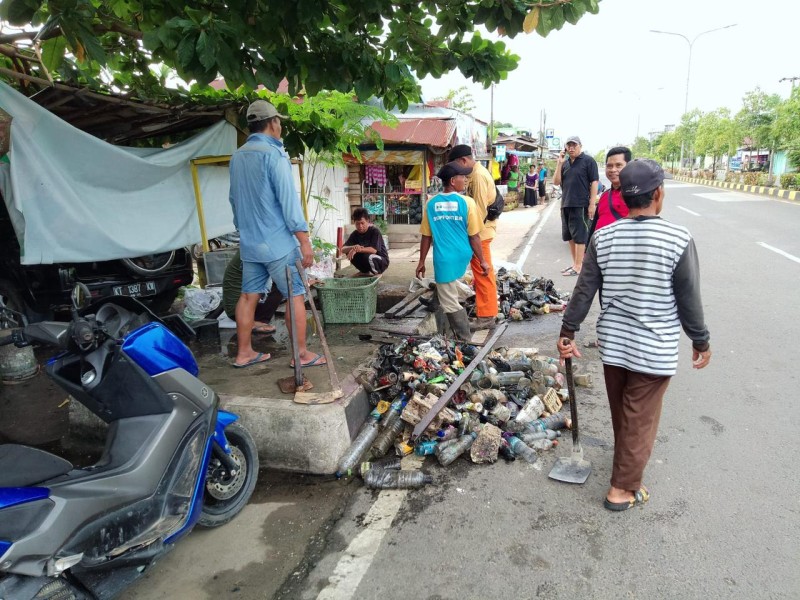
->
xmin=419 ymin=287 xmax=440 ymax=313
xmin=446 ymin=308 xmax=472 ymax=342
xmin=434 ymin=305 xmax=450 ymax=336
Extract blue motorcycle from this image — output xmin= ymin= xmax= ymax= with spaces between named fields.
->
xmin=0 ymin=285 xmax=259 ymax=599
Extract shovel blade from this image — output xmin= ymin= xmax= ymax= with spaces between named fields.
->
xmin=548 ymin=447 xmax=591 ymax=484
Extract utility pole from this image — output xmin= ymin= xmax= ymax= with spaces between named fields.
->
xmin=651 ymin=24 xmax=737 ymax=171
xmin=779 ymin=76 xmax=799 ymax=89
xmin=490 ymin=84 xmax=495 ymax=147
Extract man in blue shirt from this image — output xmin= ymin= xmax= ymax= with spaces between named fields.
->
xmin=228 ymin=100 xmax=325 ymax=369
xmin=416 ymin=163 xmax=489 ymax=341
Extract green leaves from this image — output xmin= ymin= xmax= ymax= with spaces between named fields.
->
xmin=40 ymin=37 xmax=68 ymax=74
xmin=3 ymin=0 xmax=596 ymax=110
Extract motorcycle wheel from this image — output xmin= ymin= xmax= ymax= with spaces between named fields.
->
xmin=198 ymin=422 xmax=259 ymax=528
xmin=0 ymin=574 xmax=87 ymax=600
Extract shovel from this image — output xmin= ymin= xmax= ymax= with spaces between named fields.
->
xmin=548 ymin=351 xmax=592 ymax=484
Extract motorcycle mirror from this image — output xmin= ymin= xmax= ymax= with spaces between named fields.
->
xmin=71 ymin=283 xmax=92 ymax=310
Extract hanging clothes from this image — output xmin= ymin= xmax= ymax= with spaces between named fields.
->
xmin=364 ymin=164 xmax=388 ymax=186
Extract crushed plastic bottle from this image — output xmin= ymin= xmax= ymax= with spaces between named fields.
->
xmin=505 ymin=435 xmax=538 ymax=464
xmin=352 ymin=457 xmax=403 ymax=478
xmin=437 ymin=432 xmax=477 ymax=466
xmin=362 ymin=469 xmax=434 ymax=489
xmin=336 ymin=418 xmax=381 ymax=478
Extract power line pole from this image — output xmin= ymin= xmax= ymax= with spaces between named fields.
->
xmin=779 ymin=76 xmax=799 ymax=89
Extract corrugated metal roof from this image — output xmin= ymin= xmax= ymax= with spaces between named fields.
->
xmin=368 ymin=119 xmax=456 ymax=148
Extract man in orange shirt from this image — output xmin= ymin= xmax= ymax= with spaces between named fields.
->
xmin=447 ymin=144 xmax=498 ymax=330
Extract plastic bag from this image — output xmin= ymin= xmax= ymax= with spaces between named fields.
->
xmin=307 ymin=256 xmax=334 ymax=281
xmin=183 ymin=287 xmax=222 ymax=321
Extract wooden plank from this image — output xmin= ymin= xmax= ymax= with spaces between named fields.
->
xmin=384 ymin=288 xmax=428 ymax=318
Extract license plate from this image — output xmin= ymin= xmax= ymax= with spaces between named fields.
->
xmin=112 ymin=281 xmax=157 ymax=298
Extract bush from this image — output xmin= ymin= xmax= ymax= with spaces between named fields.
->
xmin=743 ymin=172 xmax=760 ymax=186
xmin=781 ymin=173 xmax=798 ymax=190
xmin=698 ymin=169 xmax=713 ymax=180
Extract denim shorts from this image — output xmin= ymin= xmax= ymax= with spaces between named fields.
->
xmin=242 ymin=247 xmax=305 ymax=299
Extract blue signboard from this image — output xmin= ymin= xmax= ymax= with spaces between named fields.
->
xmin=729 ymin=158 xmax=742 ymax=170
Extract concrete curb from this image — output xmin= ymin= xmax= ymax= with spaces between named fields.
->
xmin=674 ymin=175 xmax=800 ymax=202
xmin=221 ymin=374 xmax=369 ymax=475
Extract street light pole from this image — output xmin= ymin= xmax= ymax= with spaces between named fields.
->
xmin=651 ymin=24 xmax=737 ymax=171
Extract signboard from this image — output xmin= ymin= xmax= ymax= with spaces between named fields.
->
xmin=545 ymin=128 xmax=554 ymax=139
xmin=729 ymin=158 xmax=742 ymax=171
xmin=548 ymin=137 xmax=561 ymax=150
xmin=495 ymin=144 xmax=507 ymax=162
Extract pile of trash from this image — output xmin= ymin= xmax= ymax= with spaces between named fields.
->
xmin=459 ymin=264 xmax=570 ymax=322
xmin=338 ymin=336 xmax=592 ymax=489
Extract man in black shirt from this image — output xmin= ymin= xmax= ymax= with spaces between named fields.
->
xmin=341 ymin=207 xmax=390 ymax=275
xmin=553 ymin=135 xmax=599 ymax=275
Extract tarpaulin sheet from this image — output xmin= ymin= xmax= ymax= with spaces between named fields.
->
xmin=0 ymin=82 xmax=237 ymax=264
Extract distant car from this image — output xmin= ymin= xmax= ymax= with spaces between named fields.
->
xmin=0 ymin=196 xmax=193 ymax=322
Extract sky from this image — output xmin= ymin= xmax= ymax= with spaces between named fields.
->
xmin=420 ymin=0 xmax=798 ymax=155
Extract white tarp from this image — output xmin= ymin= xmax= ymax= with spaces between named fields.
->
xmin=0 ymin=81 xmax=237 ymax=264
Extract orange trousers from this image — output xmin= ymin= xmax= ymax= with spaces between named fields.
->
xmin=470 ymin=238 xmax=498 ymax=317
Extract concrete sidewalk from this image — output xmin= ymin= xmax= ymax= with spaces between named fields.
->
xmin=675 ymin=175 xmax=800 ymax=202
xmin=336 ymin=202 xmax=547 ymax=289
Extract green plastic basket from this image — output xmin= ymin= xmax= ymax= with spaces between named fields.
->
xmin=314 ymin=277 xmax=379 ymax=324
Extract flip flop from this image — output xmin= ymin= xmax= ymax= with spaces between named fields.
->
xmin=289 ymin=353 xmax=327 ymax=368
xmin=562 ymin=267 xmax=579 ymax=276
xmin=603 ymin=487 xmax=650 ymax=511
xmin=560 ymin=266 xmax=574 ymax=274
xmin=232 ymin=352 xmax=271 ymax=369
xmin=252 ymin=324 xmax=277 ymax=335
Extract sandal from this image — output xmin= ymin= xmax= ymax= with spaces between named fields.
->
xmin=603 ymin=487 xmax=650 ymax=511
xmin=560 ymin=266 xmax=575 ymax=274
xmin=562 ymin=267 xmax=579 ymax=277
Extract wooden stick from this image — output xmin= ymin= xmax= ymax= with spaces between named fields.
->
xmin=296 ymin=260 xmax=340 ymax=392
xmin=286 ymin=266 xmax=303 ymax=388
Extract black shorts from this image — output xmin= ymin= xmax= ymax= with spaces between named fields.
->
xmin=561 ymin=207 xmax=590 ymax=244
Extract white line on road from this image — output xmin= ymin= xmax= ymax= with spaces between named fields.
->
xmin=757 ymin=242 xmax=800 ymax=265
xmin=677 ymin=206 xmax=701 ymax=216
xmin=516 ymin=199 xmax=558 ymax=270
xmin=315 ymin=455 xmax=424 ymax=599
xmin=316 ymin=490 xmax=407 ymax=599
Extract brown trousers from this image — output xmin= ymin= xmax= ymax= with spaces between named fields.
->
xmin=603 ymin=364 xmax=671 ymax=491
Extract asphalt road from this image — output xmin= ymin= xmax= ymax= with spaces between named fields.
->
xmin=288 ymin=182 xmax=800 ymax=600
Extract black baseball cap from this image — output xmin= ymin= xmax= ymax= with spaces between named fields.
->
xmin=619 ymin=159 xmax=665 ymax=197
xmin=437 ymin=162 xmax=473 ymax=186
xmin=447 ymin=144 xmax=473 ymax=161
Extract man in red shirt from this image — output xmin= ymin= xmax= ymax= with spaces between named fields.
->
xmin=590 ymin=146 xmax=631 ymax=235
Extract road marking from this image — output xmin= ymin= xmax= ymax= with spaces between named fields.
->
xmin=516 ymin=199 xmax=558 ymax=270
xmin=694 ymin=191 xmax=767 ymax=202
xmin=757 ymin=242 xmax=800 ymax=265
xmin=677 ymin=206 xmax=701 ymax=216
xmin=316 ymin=455 xmax=424 ymax=599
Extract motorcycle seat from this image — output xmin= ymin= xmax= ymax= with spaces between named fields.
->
xmin=0 ymin=444 xmax=74 ymax=487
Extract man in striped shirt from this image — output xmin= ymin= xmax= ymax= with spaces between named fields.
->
xmin=557 ymin=159 xmax=712 ymax=512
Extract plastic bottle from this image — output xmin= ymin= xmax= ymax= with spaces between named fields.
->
xmin=372 ymin=414 xmax=406 ymax=458
xmin=370 ymin=394 xmax=408 ymax=458
xmin=437 ymin=432 xmax=477 ymax=466
xmin=362 ymin=469 xmax=433 ymax=489
xmin=527 ymin=438 xmax=558 ymax=451
xmin=351 ymin=457 xmax=402 ymax=478
xmin=519 ymin=429 xmax=560 ymax=443
xmin=505 ymin=435 xmax=538 ymax=464
xmin=574 ymin=373 xmax=593 ymax=387
xmin=498 ymin=439 xmax=516 ymax=462
xmin=457 ymin=413 xmax=471 ymax=436
xmin=415 ymin=440 xmax=438 ymax=456
xmin=526 ymin=413 xmax=571 ymax=433
xmin=336 ymin=419 xmax=381 ymax=477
